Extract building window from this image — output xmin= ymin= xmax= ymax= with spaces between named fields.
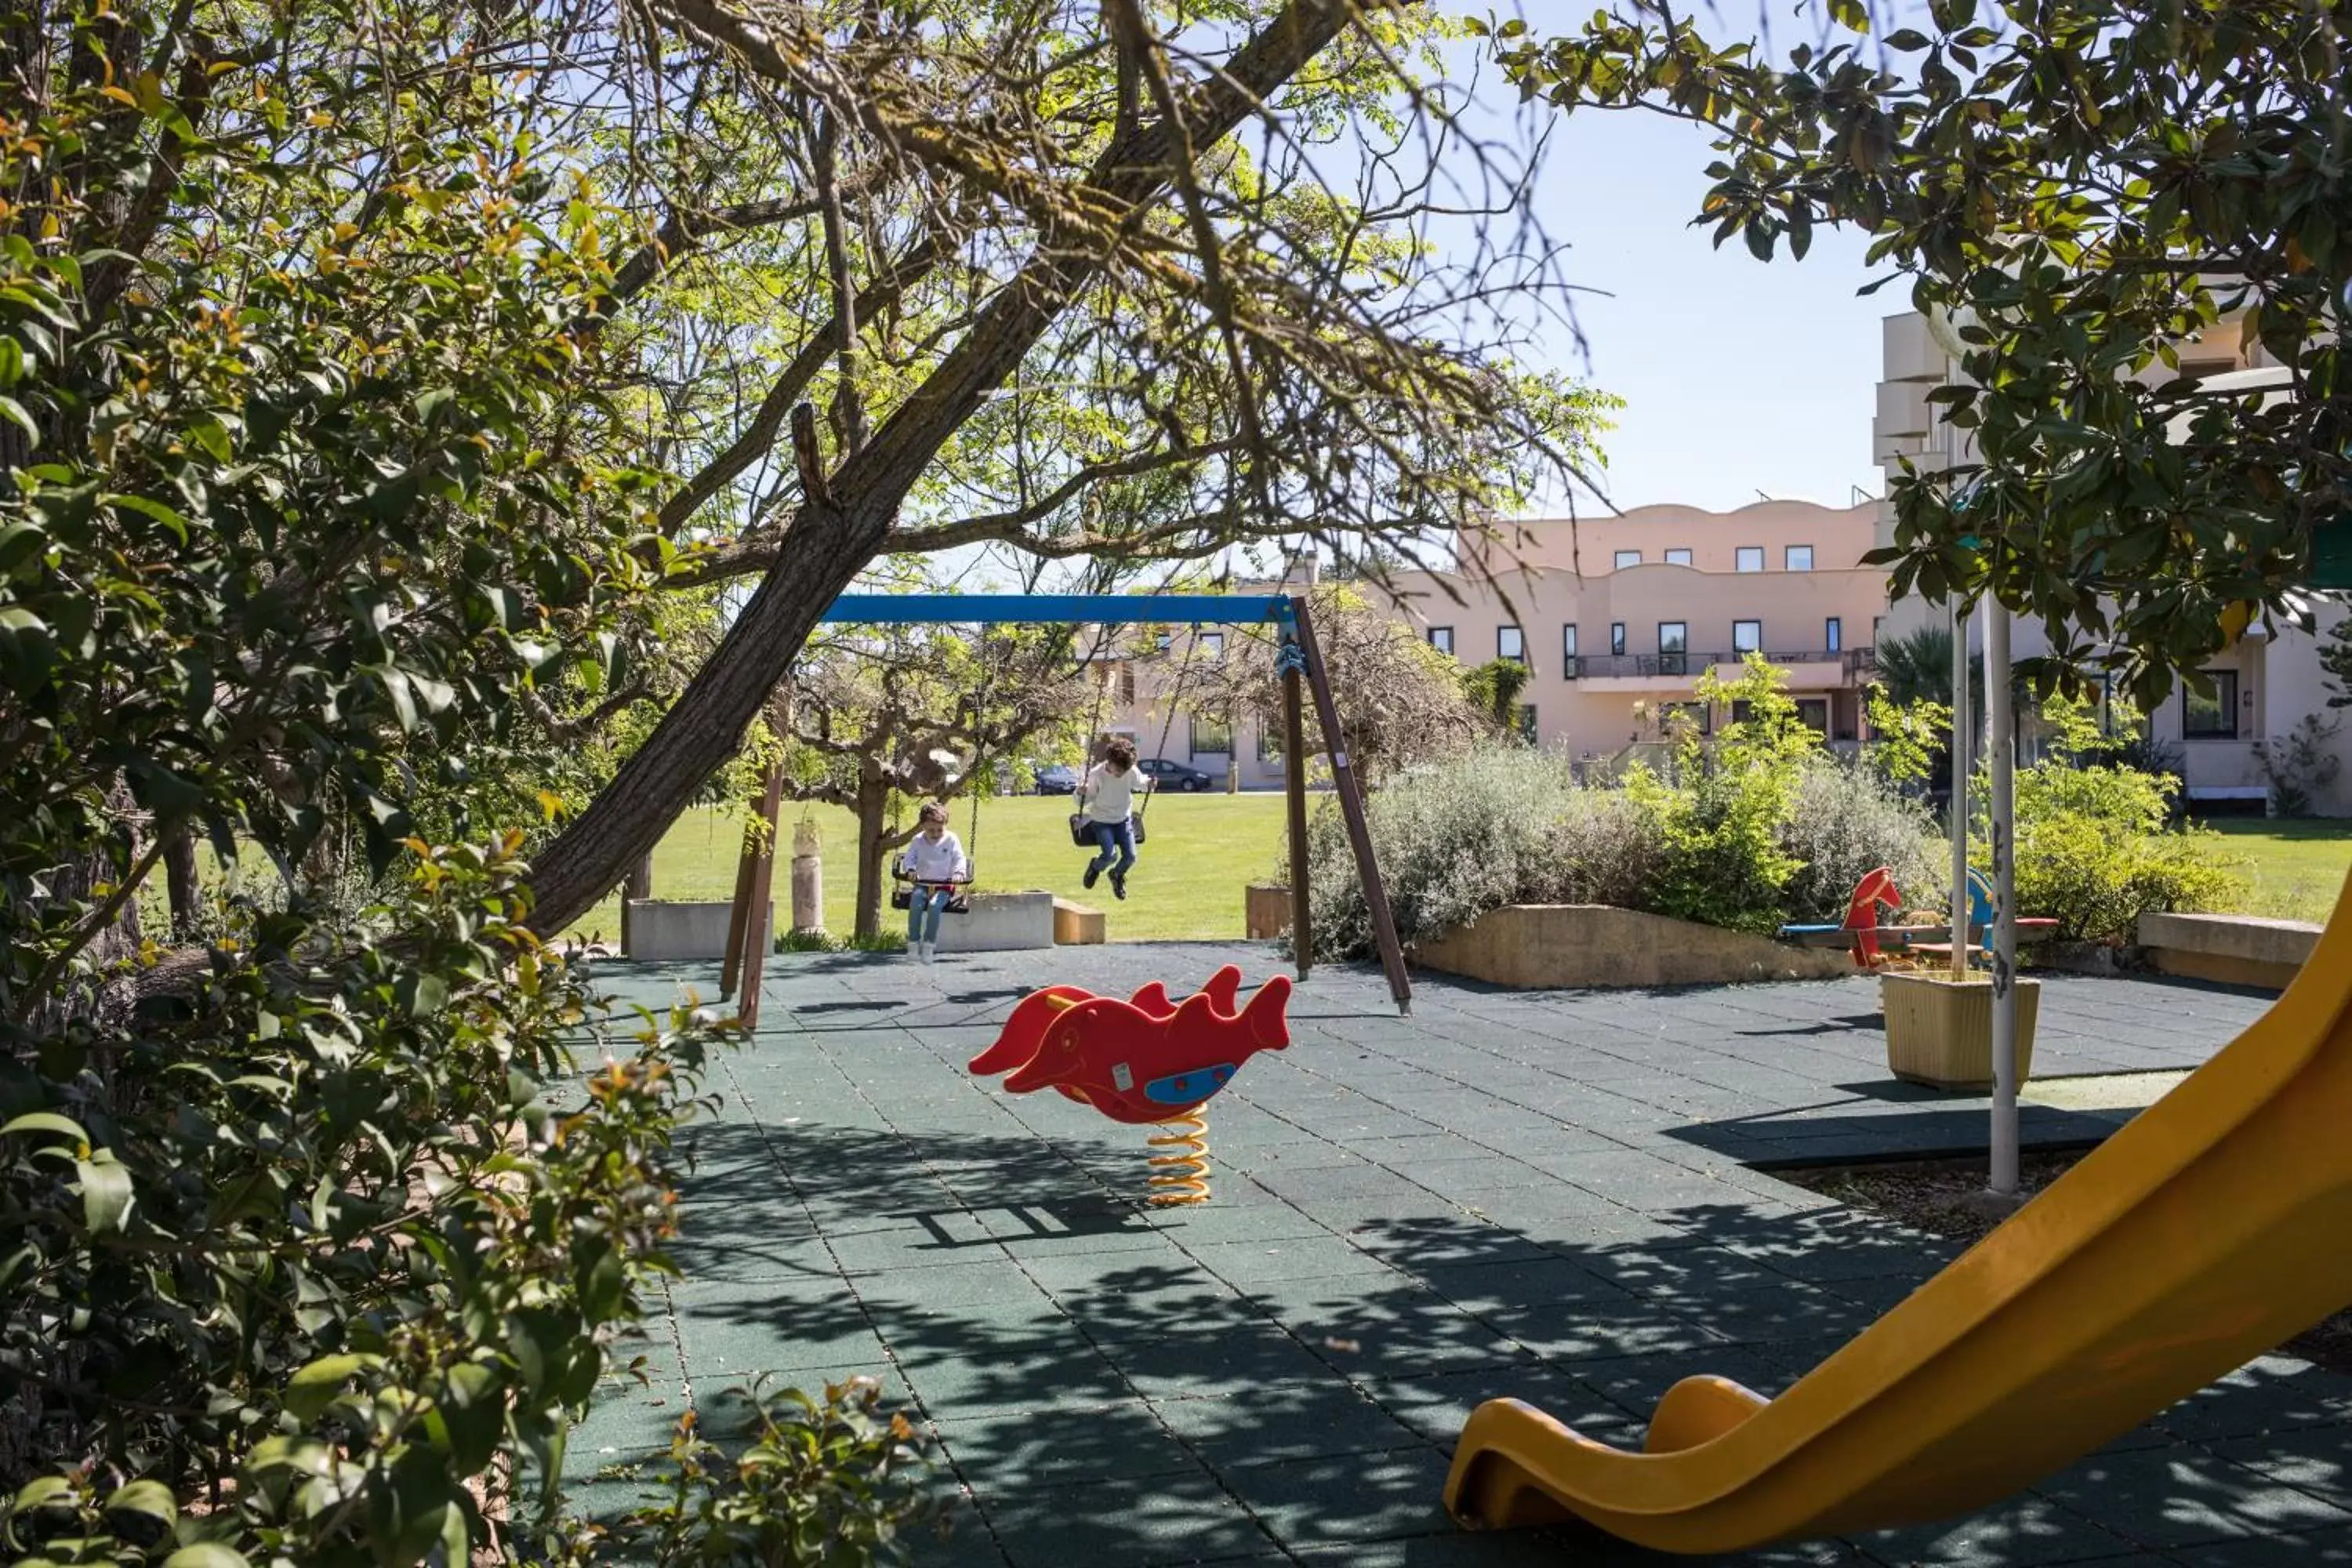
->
xmin=1498 ymin=625 xmax=1525 ymax=661
xmin=1190 ymin=715 xmax=1232 ymax=756
xmin=1200 ymin=631 xmax=1225 ymax=660
xmin=1786 ymin=545 xmax=1815 ymax=572
xmin=1796 ymin=698 xmax=1830 ymax=734
xmin=1873 ymin=615 xmax=1886 ymax=644
xmin=1428 ymin=626 xmax=1454 ymax=655
xmin=1733 ymin=619 xmax=1762 ymax=654
xmin=1658 ymin=620 xmax=1689 ymax=676
xmin=1119 ymin=666 xmax=1137 ymax=704
xmin=2183 ymin=670 xmax=2241 ymax=739
xmin=1736 ymin=546 xmax=1765 ymax=573
xmin=1613 ymin=550 xmax=1641 ymax=569
xmin=1665 ymin=547 xmax=1693 ymax=567
xmin=1515 ymin=704 xmax=1537 ymax=744
xmin=1610 ymin=622 xmax=1627 ymax=657
xmin=1826 ymin=616 xmax=1842 ymax=653
xmin=1562 ymin=623 xmax=1579 ymax=678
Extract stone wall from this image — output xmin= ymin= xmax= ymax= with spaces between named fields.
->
xmin=1411 ymin=904 xmax=1855 ymax=989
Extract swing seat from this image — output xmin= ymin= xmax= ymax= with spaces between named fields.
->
xmin=892 ymin=873 xmax=972 ymax=915
xmin=1068 ymin=813 xmax=1147 ymax=848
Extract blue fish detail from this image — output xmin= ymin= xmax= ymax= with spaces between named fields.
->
xmin=1145 ymin=1063 xmax=1236 ymax=1105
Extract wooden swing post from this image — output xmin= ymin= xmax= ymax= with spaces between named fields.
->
xmin=1290 ymin=600 xmax=1411 ymax=1014
xmin=1283 ymin=639 xmax=1312 ymax=980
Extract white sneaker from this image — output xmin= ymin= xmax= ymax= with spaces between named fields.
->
xmin=920 ymin=941 xmax=935 ymax=964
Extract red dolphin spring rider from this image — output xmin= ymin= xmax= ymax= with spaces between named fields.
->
xmin=968 ymin=964 xmax=1292 ymax=1204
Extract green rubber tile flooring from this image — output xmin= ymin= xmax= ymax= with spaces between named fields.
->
xmin=564 ymin=945 xmax=2350 ymax=1567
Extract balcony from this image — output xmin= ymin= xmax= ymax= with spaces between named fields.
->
xmin=1568 ymin=648 xmax=1878 ymax=688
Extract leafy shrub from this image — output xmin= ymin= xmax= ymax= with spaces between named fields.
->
xmin=1301 ymin=661 xmax=1945 ymax=954
xmin=1 ymin=838 xmax=936 ymax=1566
xmin=1999 ymin=758 xmax=2243 ymax=942
xmin=1779 ymin=760 xmax=1947 ymax=925
xmin=2254 ymin=714 xmax=2343 ymax=817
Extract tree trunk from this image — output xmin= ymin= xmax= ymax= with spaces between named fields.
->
xmin=517 ymin=0 xmax=1356 ymax=938
xmin=162 ymin=829 xmax=199 ymax=940
xmin=853 ymin=775 xmax=890 ymax=942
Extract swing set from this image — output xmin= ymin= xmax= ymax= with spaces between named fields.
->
xmin=716 ymin=593 xmax=1413 ymax=1027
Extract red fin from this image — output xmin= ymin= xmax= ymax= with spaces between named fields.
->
xmin=1203 ymin=964 xmax=1243 ymax=1016
xmin=1240 ymin=974 xmax=1293 ymax=1051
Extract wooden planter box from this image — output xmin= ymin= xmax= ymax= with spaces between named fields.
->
xmin=1246 ymin=884 xmax=1291 ymax=941
xmin=1882 ymin=972 xmax=2042 ymax=1091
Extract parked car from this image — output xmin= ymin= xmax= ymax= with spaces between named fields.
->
xmin=1033 ymin=763 xmax=1079 ymax=795
xmin=1137 ymin=757 xmax=1216 ymax=793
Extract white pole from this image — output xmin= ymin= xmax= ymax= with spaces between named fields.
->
xmin=1949 ymin=601 xmax=1971 ymax=982
xmin=1986 ymin=600 xmax=2020 ymax=1197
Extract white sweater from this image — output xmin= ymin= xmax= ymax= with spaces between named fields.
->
xmin=1082 ymin=763 xmax=1143 ymax=823
xmin=901 ymin=830 xmax=968 ymax=883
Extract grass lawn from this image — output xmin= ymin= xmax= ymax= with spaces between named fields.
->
xmin=568 ymin=792 xmax=1293 ymax=944
xmin=2193 ymin=818 xmax=2352 ymax=924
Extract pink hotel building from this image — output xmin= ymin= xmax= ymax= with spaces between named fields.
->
xmin=1101 ymin=499 xmax=1889 ymax=791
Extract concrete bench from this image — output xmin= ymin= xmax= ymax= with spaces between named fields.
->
xmin=1054 ymin=898 xmax=1105 ymax=946
xmin=623 ymin=899 xmax=769 ymax=961
xmin=933 ymin=891 xmax=1057 ymax=954
xmin=2137 ymin=911 xmax=2319 ymax=991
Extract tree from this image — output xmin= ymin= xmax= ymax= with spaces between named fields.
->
xmin=520 ymin=0 xmax=1606 ymax=930
xmin=1189 ymin=586 xmax=1495 ymax=785
xmin=1463 ymin=657 xmax=1534 ymax=735
xmin=783 ymin=622 xmax=1088 ymax=937
xmin=1486 ymin=0 xmax=2352 ymax=706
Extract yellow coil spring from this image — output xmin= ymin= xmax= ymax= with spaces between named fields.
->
xmin=1145 ymin=1111 xmax=1211 ymax=1206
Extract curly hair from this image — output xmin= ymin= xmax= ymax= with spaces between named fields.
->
xmin=1102 ymin=738 xmax=1138 ymax=771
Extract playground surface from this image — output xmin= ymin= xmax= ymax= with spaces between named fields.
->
xmin=572 ymin=946 xmax=2352 ymax=1567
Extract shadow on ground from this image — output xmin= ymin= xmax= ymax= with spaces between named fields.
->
xmin=564 ymin=1113 xmax=2352 ymax=1568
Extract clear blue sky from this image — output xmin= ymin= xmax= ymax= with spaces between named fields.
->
xmin=1514 ymin=100 xmax=1892 ymax=516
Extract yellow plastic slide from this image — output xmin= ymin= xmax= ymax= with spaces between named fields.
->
xmin=1444 ymin=871 xmax=2352 ymax=1555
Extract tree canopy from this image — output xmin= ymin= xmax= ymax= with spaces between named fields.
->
xmin=1487 ymin=0 xmax=2352 ymax=703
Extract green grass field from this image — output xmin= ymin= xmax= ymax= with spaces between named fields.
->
xmin=572 ymin=793 xmax=1292 ymax=944
xmin=2193 ymin=819 xmax=2352 ymax=924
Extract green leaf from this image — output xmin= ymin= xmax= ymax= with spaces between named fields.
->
xmin=107 ymin=493 xmax=191 ymax=543
xmin=0 ymin=394 xmax=38 ymax=447
xmin=0 ymin=519 xmax=43 ymax=575
xmin=285 ymin=1353 xmax=379 ymax=1421
xmin=77 ymin=1155 xmax=132 ymax=1232
xmin=9 ymin=1474 xmax=74 ymax=1515
xmin=0 ymin=606 xmax=55 ymax=692
xmin=1 ymin=1111 xmax=88 ymax=1145
xmin=163 ymin=1546 xmax=252 ymax=1568
xmin=101 ymin=1477 xmax=176 ymax=1526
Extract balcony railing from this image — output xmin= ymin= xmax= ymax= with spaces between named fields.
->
xmin=1567 ymin=648 xmax=1874 ymax=681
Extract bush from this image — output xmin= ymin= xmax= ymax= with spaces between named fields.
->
xmin=1301 ymin=716 xmax=1942 ymax=956
xmin=0 ymin=839 xmax=938 ymax=1566
xmin=2001 ymin=758 xmax=2244 ymax=942
xmin=1779 ymin=760 xmax=1947 ymax=924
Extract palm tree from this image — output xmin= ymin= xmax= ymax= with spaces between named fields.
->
xmin=1875 ymin=624 xmax=1980 ymax=712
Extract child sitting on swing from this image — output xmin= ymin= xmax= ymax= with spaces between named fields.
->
xmin=898 ymin=800 xmax=968 ymax=964
xmin=1078 ymin=739 xmax=1149 ymax=901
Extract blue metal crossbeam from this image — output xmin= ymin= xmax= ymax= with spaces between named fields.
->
xmin=821 ymin=593 xmax=1293 ymax=626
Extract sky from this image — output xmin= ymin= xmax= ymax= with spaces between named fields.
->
xmin=1493 ymin=82 xmax=1893 ymax=517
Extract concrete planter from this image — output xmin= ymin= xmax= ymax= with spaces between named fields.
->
xmin=931 ymin=891 xmax=1057 ymax=953
xmin=1410 ymin=905 xmax=1853 ymax=989
xmin=625 ymin=899 xmax=768 ymax=962
xmin=2136 ymin=911 xmax=2319 ymax=992
xmin=1882 ymin=972 xmax=2041 ymax=1091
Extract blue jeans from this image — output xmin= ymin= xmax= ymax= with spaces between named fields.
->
xmin=907 ymin=886 xmax=953 ymax=946
xmin=1087 ymin=818 xmax=1138 ymax=878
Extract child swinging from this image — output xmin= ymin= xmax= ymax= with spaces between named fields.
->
xmin=897 ymin=801 xmax=969 ymax=964
xmin=1076 ymin=739 xmax=1151 ymax=901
